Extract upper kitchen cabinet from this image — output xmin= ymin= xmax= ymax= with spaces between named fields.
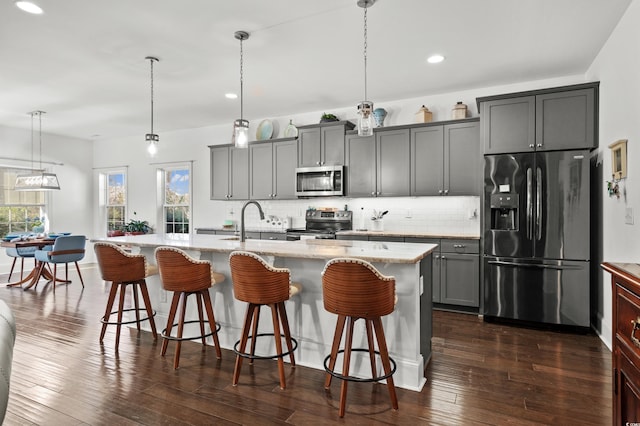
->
xmin=411 ymin=119 xmax=480 ymax=196
xmin=249 ymin=138 xmax=297 ymax=200
xmin=478 ymin=82 xmax=598 ymax=154
xmin=210 ymin=145 xmax=249 ymax=200
xmin=297 ymin=121 xmax=355 ymax=167
xmin=345 ymin=128 xmax=411 ymax=197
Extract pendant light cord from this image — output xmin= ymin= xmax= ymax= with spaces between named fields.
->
xmin=240 ymin=36 xmax=244 ymax=120
xmin=30 ymin=112 xmax=34 ymax=170
xmin=38 ymin=111 xmax=42 ymax=170
xmin=363 ymin=6 xmax=368 ymax=101
xmin=150 ymin=58 xmax=155 ymax=134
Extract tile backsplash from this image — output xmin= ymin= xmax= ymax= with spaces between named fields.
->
xmin=200 ymin=196 xmax=480 ymax=237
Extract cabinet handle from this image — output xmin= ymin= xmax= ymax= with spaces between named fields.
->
xmin=444 ymin=189 xmax=449 ymax=195
xmin=316 ymin=161 xmax=321 ymax=165
xmin=371 ymin=192 xmax=376 ymax=196
xmin=529 ymin=144 xmax=534 ymax=148
xmin=377 ymin=191 xmax=381 ymax=195
xmin=453 ymin=244 xmax=466 ymax=248
xmin=438 ymin=190 xmax=443 ymax=195
xmin=631 ymin=318 xmax=640 ymax=349
xmin=537 ymin=143 xmax=543 ymax=148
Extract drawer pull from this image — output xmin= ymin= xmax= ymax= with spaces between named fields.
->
xmin=631 ymin=318 xmax=640 ymax=348
xmin=453 ymin=244 xmax=466 ymax=248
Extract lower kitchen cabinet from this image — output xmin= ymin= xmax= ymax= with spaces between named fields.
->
xmin=407 ymin=237 xmax=479 ymax=309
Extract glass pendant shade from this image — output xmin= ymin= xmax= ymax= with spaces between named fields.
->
xmin=146 ymin=132 xmax=159 ymax=157
xmin=15 ymin=172 xmax=60 ymax=191
xmin=233 ymin=119 xmax=250 ymax=149
xmin=357 ymin=101 xmax=374 ymax=136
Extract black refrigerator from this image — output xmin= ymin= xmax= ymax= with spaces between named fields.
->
xmin=483 ymin=150 xmax=590 ymax=327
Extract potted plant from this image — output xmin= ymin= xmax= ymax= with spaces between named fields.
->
xmin=124 ymin=212 xmax=151 ymax=235
xmin=320 ymin=113 xmax=339 ymax=123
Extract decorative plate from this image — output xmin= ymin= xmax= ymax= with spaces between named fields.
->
xmin=256 ymin=119 xmax=274 ymax=140
xmin=284 ymin=120 xmax=298 ymax=138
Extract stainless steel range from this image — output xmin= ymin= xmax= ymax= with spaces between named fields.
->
xmin=285 ymin=209 xmax=352 ymax=240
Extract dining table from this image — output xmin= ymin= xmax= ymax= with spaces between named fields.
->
xmin=1 ymin=238 xmax=70 ymax=290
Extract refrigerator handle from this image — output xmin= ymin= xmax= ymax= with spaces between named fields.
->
xmin=536 ymin=167 xmax=542 ymax=240
xmin=487 ymin=260 xmax=583 ymax=270
xmin=526 ymin=167 xmax=533 ymax=239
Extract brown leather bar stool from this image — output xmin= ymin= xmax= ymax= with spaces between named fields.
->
xmin=229 ymin=250 xmax=301 ymax=389
xmin=155 ymin=247 xmax=225 ymax=369
xmin=93 ymin=242 xmax=158 ymax=350
xmin=322 ymin=257 xmax=398 ymax=417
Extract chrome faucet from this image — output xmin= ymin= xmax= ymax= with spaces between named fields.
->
xmin=240 ymin=200 xmax=265 ymax=242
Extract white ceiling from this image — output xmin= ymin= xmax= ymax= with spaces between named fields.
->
xmin=0 ymin=0 xmax=631 ymax=141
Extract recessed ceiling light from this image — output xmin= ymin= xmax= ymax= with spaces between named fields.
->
xmin=427 ymin=54 xmax=445 ymax=64
xmin=15 ymin=1 xmax=43 ymax=14
xmin=225 ymin=93 xmax=238 ymax=99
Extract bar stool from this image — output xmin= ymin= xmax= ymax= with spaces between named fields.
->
xmin=155 ymin=247 xmax=225 ymax=369
xmin=93 ymin=242 xmax=158 ymax=350
xmin=229 ymin=250 xmax=301 ymax=390
xmin=322 ymin=257 xmax=398 ymax=417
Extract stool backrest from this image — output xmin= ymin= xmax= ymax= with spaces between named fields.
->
xmin=155 ymin=246 xmax=211 ymax=292
xmin=94 ymin=242 xmax=146 ymax=282
xmin=322 ymin=258 xmax=396 ymax=318
xmin=229 ymin=251 xmax=290 ymax=304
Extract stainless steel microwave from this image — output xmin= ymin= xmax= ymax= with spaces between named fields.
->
xmin=295 ymin=165 xmax=344 ymax=197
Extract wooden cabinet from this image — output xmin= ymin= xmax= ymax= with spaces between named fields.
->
xmin=249 ymin=138 xmax=297 ymax=200
xmin=411 ymin=120 xmax=480 ymax=196
xmin=345 ymin=129 xmax=410 ymax=197
xmin=297 ymin=121 xmax=354 ymax=167
xmin=602 ymin=262 xmax=640 ymax=425
xmin=479 ymin=83 xmax=598 ymax=154
xmin=210 ymin=145 xmax=249 ymax=200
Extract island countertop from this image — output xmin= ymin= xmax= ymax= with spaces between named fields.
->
xmin=92 ymin=234 xmax=438 ymax=264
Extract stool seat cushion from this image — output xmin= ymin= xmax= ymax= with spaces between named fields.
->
xmin=145 ymin=264 xmax=159 ymax=277
xmin=290 ymin=282 xmax=302 ymax=297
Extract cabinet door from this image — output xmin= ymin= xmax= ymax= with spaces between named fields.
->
xmin=405 ymin=237 xmax=441 ymax=303
xmin=229 ymin=147 xmax=249 ymax=200
xmin=210 ymin=146 xmax=230 ymax=200
xmin=298 ymin=127 xmax=321 ymax=167
xmin=481 ymin=96 xmax=535 ymax=154
xmin=411 ymin=126 xmax=444 ymax=196
xmin=376 ymin=129 xmax=410 ymax=197
xmin=273 ymin=139 xmax=298 ymax=199
xmin=535 ymin=88 xmax=595 ymax=151
xmin=249 ymin=143 xmax=274 ymax=199
xmin=444 ymin=121 xmax=481 ymax=196
xmin=441 ymin=253 xmax=480 ymax=307
xmin=321 ymin=125 xmax=346 ymax=166
xmin=345 ymin=133 xmax=376 ymax=197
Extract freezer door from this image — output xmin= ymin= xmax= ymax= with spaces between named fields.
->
xmin=483 ymin=257 xmax=590 ymax=327
xmin=483 ymin=153 xmax=535 ymax=258
xmin=534 ymin=150 xmax=590 ymax=260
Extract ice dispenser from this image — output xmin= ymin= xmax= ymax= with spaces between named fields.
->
xmin=490 ymin=194 xmax=518 ymax=230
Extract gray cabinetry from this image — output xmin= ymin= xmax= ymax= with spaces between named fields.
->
xmin=479 ymin=83 xmax=597 ymax=154
xmin=345 ymin=129 xmax=410 ymax=197
xmin=406 ymin=237 xmax=479 ymax=308
xmin=210 ymin=145 xmax=249 ymax=200
xmin=411 ymin=120 xmax=480 ymax=196
xmin=298 ymin=121 xmax=354 ymax=167
xmin=250 ymin=139 xmax=297 ymax=200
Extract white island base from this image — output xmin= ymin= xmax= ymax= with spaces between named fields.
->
xmin=94 ymin=235 xmax=436 ymax=391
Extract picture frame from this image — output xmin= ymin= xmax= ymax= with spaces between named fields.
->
xmin=609 ymin=139 xmax=628 ymax=180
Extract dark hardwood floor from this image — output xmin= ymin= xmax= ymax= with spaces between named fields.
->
xmin=1 ymin=264 xmax=611 ymax=425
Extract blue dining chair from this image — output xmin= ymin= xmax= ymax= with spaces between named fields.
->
xmin=34 ymin=235 xmax=86 ymax=291
xmin=6 ymin=246 xmax=37 ymax=281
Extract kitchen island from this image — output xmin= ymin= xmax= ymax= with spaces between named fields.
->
xmin=91 ymin=234 xmax=437 ymax=391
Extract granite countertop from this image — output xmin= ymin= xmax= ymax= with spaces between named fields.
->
xmin=92 ymin=234 xmax=437 ymax=264
xmin=336 ymin=230 xmax=480 ymax=240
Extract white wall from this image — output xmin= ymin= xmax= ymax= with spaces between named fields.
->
xmin=586 ymin=0 xmax=639 ymax=349
xmin=0 ymin=124 xmax=93 ymax=272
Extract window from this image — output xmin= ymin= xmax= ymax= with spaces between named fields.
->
xmin=162 ymin=166 xmax=190 ymax=234
xmin=106 ymin=171 xmax=126 ymax=231
xmin=0 ymin=167 xmax=46 ymax=236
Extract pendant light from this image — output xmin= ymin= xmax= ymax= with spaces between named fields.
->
xmin=15 ymin=111 xmax=61 ymax=191
xmin=232 ymin=31 xmax=250 ymax=148
xmin=356 ymin=0 xmax=375 ymax=137
xmin=145 ymin=56 xmax=159 ymax=157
